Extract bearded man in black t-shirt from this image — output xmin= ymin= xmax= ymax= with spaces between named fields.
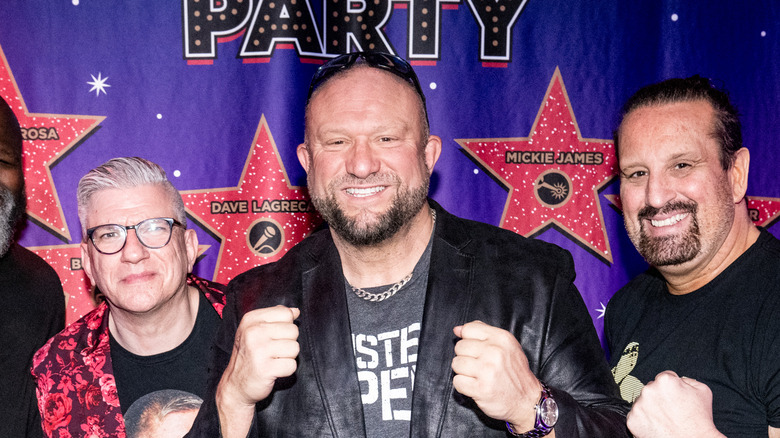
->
xmin=0 ymin=95 xmax=65 ymax=438
xmin=606 ymin=76 xmax=780 ymax=438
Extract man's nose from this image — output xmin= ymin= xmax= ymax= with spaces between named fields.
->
xmin=345 ymin=139 xmax=381 ymax=178
xmin=120 ymin=229 xmax=150 ymax=263
xmin=645 ymin=173 xmax=675 ymax=209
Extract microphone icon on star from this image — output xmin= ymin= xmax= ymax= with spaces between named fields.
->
xmin=253 ymin=225 xmax=277 ymax=252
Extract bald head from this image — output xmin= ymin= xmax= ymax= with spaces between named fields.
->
xmin=0 ymin=97 xmax=23 ymax=160
xmin=304 ymin=63 xmax=430 ymax=148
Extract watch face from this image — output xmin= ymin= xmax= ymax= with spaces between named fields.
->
xmin=540 ymin=397 xmax=559 ymax=426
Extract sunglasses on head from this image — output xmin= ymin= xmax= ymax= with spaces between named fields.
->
xmin=306 ymin=52 xmax=429 ymax=124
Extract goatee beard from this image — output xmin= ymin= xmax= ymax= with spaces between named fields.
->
xmin=634 ymin=200 xmax=700 ymax=267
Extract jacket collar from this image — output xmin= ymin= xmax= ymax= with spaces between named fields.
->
xmin=412 ymin=200 xmax=474 ymax=436
xmin=299 ymin=200 xmax=474 ymax=437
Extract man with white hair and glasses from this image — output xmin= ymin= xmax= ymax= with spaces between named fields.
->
xmin=32 ymin=157 xmax=226 ymax=437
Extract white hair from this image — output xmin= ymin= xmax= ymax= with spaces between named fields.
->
xmin=77 ymin=157 xmax=186 ymax=238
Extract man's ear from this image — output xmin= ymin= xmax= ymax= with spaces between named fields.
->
xmin=297 ymin=143 xmax=310 ymax=173
xmin=183 ymin=228 xmax=199 ymax=273
xmin=729 ymin=147 xmax=750 ymax=203
xmin=80 ymin=241 xmax=96 ymax=286
xmin=424 ymin=135 xmax=442 ymax=173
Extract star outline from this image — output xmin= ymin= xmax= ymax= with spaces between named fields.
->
xmin=457 ymin=67 xmax=618 ymax=264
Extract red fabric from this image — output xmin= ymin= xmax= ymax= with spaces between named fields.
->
xmin=31 ymin=275 xmax=226 ymax=438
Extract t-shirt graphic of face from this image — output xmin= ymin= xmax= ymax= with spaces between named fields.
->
xmin=123 ymin=389 xmax=202 ymax=438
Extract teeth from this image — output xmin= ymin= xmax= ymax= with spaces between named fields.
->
xmin=651 ymin=213 xmax=688 ymax=227
xmin=346 ymin=186 xmax=385 ymax=197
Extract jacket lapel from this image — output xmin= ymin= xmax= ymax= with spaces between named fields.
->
xmin=410 ymin=206 xmax=474 ymax=437
xmin=301 ymin=239 xmax=367 ymax=437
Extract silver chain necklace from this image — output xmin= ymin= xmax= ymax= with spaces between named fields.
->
xmin=349 ymin=209 xmax=436 ymax=302
xmin=351 ymin=273 xmax=413 ymax=302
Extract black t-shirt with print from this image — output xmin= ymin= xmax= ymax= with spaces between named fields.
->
xmin=605 ymin=229 xmax=780 ymax=437
xmin=110 ymin=292 xmax=220 ymax=414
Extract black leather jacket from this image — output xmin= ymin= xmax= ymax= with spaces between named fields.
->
xmin=189 ymin=201 xmax=628 ymax=437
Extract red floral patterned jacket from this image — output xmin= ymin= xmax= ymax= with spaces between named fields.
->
xmin=31 ymin=275 xmax=226 ymax=438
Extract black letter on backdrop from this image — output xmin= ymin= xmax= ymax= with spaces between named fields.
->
xmin=466 ymin=0 xmax=529 ymax=62
xmin=183 ymin=0 xmax=254 ymax=59
xmin=324 ymin=0 xmax=394 ymax=55
xmin=239 ymin=0 xmax=323 ymax=57
xmin=408 ymin=0 xmax=459 ymax=60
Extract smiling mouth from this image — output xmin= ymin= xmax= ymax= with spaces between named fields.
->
xmin=650 ymin=213 xmax=689 ymax=228
xmin=345 ymin=186 xmax=385 ymax=197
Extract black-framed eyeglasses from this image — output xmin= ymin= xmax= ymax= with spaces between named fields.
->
xmin=86 ymin=217 xmax=184 ymax=255
xmin=306 ymin=52 xmax=428 ymax=125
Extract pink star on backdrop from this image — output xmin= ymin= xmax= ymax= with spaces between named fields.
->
xmin=459 ymin=68 xmax=617 ymax=263
xmin=0 ymin=45 xmax=104 ymax=241
xmin=27 ymin=245 xmax=93 ymax=326
xmin=747 ymin=197 xmax=780 ymax=227
xmin=182 ymin=115 xmax=322 ymax=284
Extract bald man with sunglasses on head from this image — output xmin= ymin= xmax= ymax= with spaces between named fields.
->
xmin=188 ymin=52 xmax=628 ymax=438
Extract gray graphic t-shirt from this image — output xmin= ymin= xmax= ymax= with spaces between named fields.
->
xmin=346 ymin=236 xmax=433 ymax=438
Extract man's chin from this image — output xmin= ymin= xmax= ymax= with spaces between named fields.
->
xmin=333 ymin=223 xmax=395 ymax=247
xmin=648 ymin=255 xmax=696 ymax=268
xmin=639 ymin=235 xmax=700 ymax=267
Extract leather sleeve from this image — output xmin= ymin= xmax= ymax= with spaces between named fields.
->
xmin=185 ymin=274 xmax=259 ymax=438
xmin=532 ymin=250 xmax=629 ymax=436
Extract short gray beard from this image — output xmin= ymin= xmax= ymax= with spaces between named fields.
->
xmin=311 ymin=174 xmax=430 ymax=247
xmin=0 ymin=185 xmax=24 ymax=257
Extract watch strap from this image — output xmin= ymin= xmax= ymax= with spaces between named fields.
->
xmin=505 ymin=383 xmax=555 ymax=437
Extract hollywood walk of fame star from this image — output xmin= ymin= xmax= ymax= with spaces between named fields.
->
xmin=27 ymin=244 xmax=93 ymax=326
xmin=0 ymin=45 xmax=104 ymax=242
xmin=182 ymin=115 xmax=322 ymax=284
xmin=746 ymin=197 xmax=780 ymax=228
xmin=459 ymin=67 xmax=618 ymax=263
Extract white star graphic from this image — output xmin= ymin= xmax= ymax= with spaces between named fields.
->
xmin=87 ymin=73 xmax=111 ymax=96
xmin=595 ymin=302 xmax=607 ymax=319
